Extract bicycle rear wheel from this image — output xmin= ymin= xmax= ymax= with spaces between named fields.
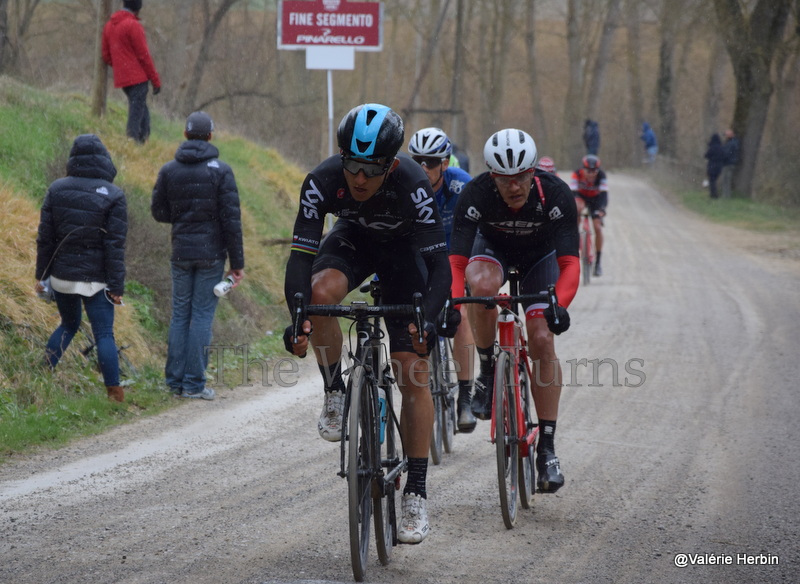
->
xmin=375 ymin=373 xmax=401 ymax=565
xmin=494 ymin=351 xmax=519 ymax=529
xmin=518 ymin=359 xmax=536 ymax=509
xmin=347 ymin=365 xmax=376 ymax=582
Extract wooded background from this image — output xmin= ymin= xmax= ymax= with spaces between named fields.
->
xmin=0 ymin=0 xmax=797 ymax=203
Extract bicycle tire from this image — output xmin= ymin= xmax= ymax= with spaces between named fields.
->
xmin=440 ymin=337 xmax=457 ymax=453
xmin=374 ymin=367 xmax=400 ymax=565
xmin=494 ymin=350 xmax=518 ymax=529
xmin=429 ymin=339 xmax=445 ymax=465
xmin=518 ymin=359 xmax=536 ymax=509
xmin=347 ymin=365 xmax=375 ymax=582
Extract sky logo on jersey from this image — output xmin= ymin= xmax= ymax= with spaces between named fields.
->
xmin=411 ymin=187 xmax=436 ymax=223
xmin=302 ymin=179 xmax=324 ymax=220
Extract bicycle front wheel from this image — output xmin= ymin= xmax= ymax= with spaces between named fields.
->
xmin=347 ymin=365 xmax=376 ymax=582
xmin=494 ymin=351 xmax=519 ymax=529
xmin=518 ymin=359 xmax=536 ymax=509
xmin=440 ymin=337 xmax=457 ymax=453
xmin=374 ymin=373 xmax=401 ymax=565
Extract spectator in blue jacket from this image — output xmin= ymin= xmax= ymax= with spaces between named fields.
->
xmin=35 ymin=134 xmax=128 ymax=402
xmin=640 ymin=122 xmax=658 ymax=164
xmin=151 ymin=111 xmax=245 ymax=400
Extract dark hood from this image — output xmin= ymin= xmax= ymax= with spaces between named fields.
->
xmin=66 ymin=134 xmax=117 ymax=183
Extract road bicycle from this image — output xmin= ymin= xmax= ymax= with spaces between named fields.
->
xmin=291 ymin=283 xmax=424 ymax=582
xmin=428 ymin=323 xmax=458 ymax=465
xmin=578 ymin=205 xmax=595 ymax=285
xmin=453 ymin=271 xmax=558 ymax=529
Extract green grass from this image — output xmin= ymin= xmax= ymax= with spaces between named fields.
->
xmin=0 ymin=80 xmax=304 ymax=464
xmin=681 ymin=189 xmax=800 ymax=232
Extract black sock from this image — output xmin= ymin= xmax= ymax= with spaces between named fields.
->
xmin=403 ymin=457 xmax=428 ymax=499
xmin=595 ymin=250 xmax=602 ymax=264
xmin=319 ymin=361 xmax=345 ymax=393
xmin=476 ymin=346 xmax=494 ymax=377
xmin=458 ymin=379 xmax=473 ymax=401
xmin=538 ymin=419 xmax=557 ymax=453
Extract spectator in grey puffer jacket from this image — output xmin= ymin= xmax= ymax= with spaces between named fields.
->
xmin=35 ymin=134 xmax=128 ymax=402
xmin=151 ymin=111 xmax=245 ymax=400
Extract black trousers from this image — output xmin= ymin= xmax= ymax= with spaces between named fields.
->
xmin=122 ymin=81 xmax=150 ymax=143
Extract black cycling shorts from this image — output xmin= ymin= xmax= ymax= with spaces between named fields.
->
xmin=576 ymin=191 xmax=607 ymax=218
xmin=468 ymin=232 xmax=559 ymax=319
xmin=312 ymin=220 xmax=428 ymax=354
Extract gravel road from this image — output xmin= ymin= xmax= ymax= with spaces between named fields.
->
xmin=2 ymin=173 xmax=799 ymax=584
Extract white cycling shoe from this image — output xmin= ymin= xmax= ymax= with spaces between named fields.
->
xmin=398 ymin=493 xmax=430 ymax=544
xmin=317 ymin=390 xmax=345 ymax=442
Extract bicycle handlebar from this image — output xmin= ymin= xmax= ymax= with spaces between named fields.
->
xmin=451 ymin=285 xmax=560 ymax=326
xmin=292 ymin=292 xmax=426 ymax=344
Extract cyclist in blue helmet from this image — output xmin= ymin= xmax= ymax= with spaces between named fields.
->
xmin=284 ymin=103 xmax=452 ymax=544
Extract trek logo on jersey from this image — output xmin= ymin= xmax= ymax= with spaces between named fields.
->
xmin=549 ymin=206 xmax=563 ymax=220
xmin=411 ymin=187 xmax=436 ymax=224
xmin=466 ymin=206 xmax=481 ymax=221
xmin=301 ymin=179 xmax=325 ymax=220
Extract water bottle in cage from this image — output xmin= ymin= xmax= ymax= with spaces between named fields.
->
xmin=378 ymin=386 xmax=387 ymax=444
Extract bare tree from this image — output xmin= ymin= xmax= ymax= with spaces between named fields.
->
xmin=585 ymin=0 xmax=621 ymax=121
xmin=562 ymin=0 xmax=583 ymax=164
xmin=713 ymin=0 xmax=792 ymax=197
xmin=655 ymin=0 xmax=687 ymax=159
xmin=624 ymin=0 xmax=644 ymax=165
xmin=91 ymin=0 xmax=112 ymax=118
xmin=524 ymin=0 xmax=548 ymax=148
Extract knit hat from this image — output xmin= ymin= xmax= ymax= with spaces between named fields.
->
xmin=185 ymin=111 xmax=214 ymax=138
xmin=124 ymin=0 xmax=142 ymax=12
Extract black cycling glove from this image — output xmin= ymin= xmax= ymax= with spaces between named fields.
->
xmin=543 ymin=305 xmax=570 ymax=335
xmin=283 ymin=324 xmax=309 ymax=357
xmin=435 ymin=305 xmax=461 ymax=337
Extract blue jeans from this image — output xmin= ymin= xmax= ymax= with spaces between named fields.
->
xmin=165 ymin=259 xmax=224 ymax=394
xmin=122 ymin=81 xmax=150 ymax=143
xmin=46 ymin=290 xmax=119 ymax=386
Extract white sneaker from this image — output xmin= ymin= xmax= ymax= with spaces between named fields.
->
xmin=398 ymin=493 xmax=429 ymax=544
xmin=317 ymin=390 xmax=345 ymax=442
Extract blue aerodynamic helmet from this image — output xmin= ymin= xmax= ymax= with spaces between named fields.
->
xmin=337 ymin=103 xmax=404 ymax=160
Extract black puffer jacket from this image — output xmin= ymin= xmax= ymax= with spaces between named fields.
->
xmin=151 ymin=140 xmax=244 ymax=269
xmin=35 ymin=134 xmax=127 ymax=295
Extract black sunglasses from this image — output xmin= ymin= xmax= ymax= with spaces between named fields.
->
xmin=412 ymin=156 xmax=443 ymax=169
xmin=341 ymin=155 xmax=391 ymax=178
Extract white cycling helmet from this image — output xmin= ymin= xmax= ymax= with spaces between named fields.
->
xmin=483 ymin=129 xmax=538 ymax=175
xmin=408 ymin=127 xmax=452 ymax=158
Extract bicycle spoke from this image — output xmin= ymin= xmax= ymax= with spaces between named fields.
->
xmin=494 ymin=351 xmax=518 ymax=529
xmin=347 ymin=366 xmax=373 ymax=582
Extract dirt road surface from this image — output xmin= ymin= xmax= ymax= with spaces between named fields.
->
xmin=2 ymin=173 xmax=799 ymax=584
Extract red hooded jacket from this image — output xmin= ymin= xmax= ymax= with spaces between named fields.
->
xmin=101 ymin=10 xmax=160 ymax=90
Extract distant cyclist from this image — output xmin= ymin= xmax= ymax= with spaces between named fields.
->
xmin=449 ymin=129 xmax=579 ymax=493
xmin=409 ymin=127 xmax=476 ymax=433
xmin=568 ymin=154 xmax=608 ymax=276
xmin=283 ymin=104 xmax=451 ymax=544
xmin=536 ymin=156 xmax=557 ymax=175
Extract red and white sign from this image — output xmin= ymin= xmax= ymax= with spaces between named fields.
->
xmin=278 ymin=0 xmax=382 ymax=50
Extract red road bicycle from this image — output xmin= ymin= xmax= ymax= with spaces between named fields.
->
xmin=453 ymin=271 xmax=559 ymax=528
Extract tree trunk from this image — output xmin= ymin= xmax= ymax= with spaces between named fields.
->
xmin=525 ymin=0 xmax=548 ymax=149
xmin=562 ymin=0 xmax=584 ymax=165
xmin=624 ymin=0 xmax=644 ymax=166
xmin=713 ymin=0 xmax=792 ymax=197
xmin=91 ymin=0 xmax=112 ymax=118
xmin=701 ymin=33 xmax=727 ymax=141
xmin=655 ymin=0 xmax=685 ymax=159
xmin=449 ymin=0 xmax=468 ymax=151
xmin=585 ymin=0 xmax=622 ymax=121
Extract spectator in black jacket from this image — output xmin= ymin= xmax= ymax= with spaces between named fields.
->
xmin=35 ymin=134 xmax=128 ymax=402
xmin=704 ymin=133 xmax=725 ymax=199
xmin=151 ymin=111 xmax=245 ymax=400
xmin=583 ymin=119 xmax=600 ymax=155
xmin=721 ymin=128 xmax=739 ymax=199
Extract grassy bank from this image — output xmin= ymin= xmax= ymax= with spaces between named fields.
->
xmin=0 ymin=78 xmax=304 ymax=463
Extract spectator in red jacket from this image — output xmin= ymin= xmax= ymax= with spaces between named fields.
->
xmin=101 ymin=0 xmax=161 ymax=144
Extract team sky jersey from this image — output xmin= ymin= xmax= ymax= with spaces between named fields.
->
xmin=284 ymin=153 xmax=451 ymax=319
xmin=569 ymin=168 xmax=609 ymax=197
xmin=434 ymin=165 xmax=472 ymax=247
xmin=449 ymin=170 xmax=580 ymax=308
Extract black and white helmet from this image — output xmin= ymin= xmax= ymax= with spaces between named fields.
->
xmin=483 ymin=129 xmax=538 ymax=175
xmin=408 ymin=127 xmax=452 ymax=158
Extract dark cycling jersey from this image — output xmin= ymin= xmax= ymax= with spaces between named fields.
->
xmin=434 ymin=165 xmax=472 ymax=248
xmin=284 ymin=153 xmax=451 ymax=324
xmin=569 ymin=167 xmax=608 ymax=216
xmin=449 ymin=170 xmax=580 ymax=308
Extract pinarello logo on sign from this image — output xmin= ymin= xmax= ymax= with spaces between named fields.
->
xmin=323 ymin=0 xmax=341 ymax=10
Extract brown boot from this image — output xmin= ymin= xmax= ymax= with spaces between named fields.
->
xmin=106 ymin=385 xmax=124 ymax=402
